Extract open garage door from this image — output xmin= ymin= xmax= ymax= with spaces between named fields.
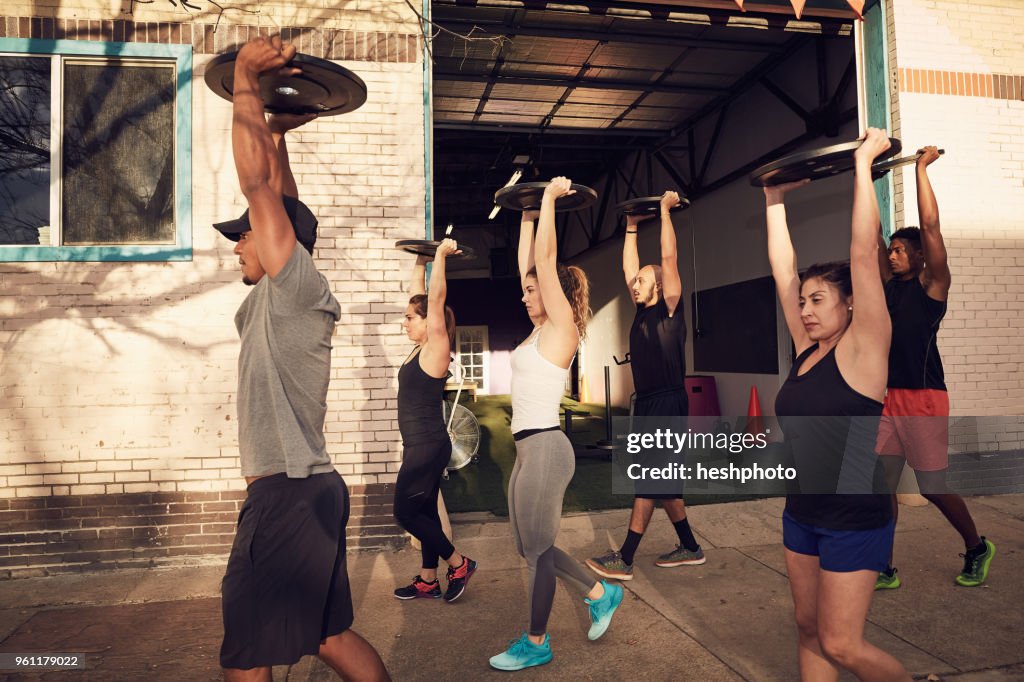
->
xmin=423 ymin=0 xmax=892 ymax=412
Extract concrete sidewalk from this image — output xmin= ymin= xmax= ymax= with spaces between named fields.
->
xmin=1 ymin=496 xmax=1022 ymax=681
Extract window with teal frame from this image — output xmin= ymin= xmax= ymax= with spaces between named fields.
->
xmin=0 ymin=38 xmax=191 ymax=261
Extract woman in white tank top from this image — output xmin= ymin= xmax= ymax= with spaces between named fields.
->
xmin=509 ymin=325 xmax=572 ymax=433
xmin=488 ymin=178 xmax=625 ymax=672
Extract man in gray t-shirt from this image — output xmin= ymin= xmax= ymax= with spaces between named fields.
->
xmin=213 ymin=35 xmax=390 ymax=681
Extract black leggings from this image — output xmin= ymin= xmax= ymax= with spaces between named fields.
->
xmin=393 ymin=439 xmax=455 ymax=570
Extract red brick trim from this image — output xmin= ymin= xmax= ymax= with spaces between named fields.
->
xmin=0 ymin=484 xmax=404 ymax=578
xmin=0 ymin=16 xmax=421 ymax=63
xmin=898 ymin=67 xmax=1022 ymax=101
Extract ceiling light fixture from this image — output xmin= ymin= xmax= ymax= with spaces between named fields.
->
xmin=488 ymin=168 xmax=523 ymax=220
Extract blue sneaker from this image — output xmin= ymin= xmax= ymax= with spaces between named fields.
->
xmin=586 ymin=580 xmax=623 ymax=641
xmin=489 ymin=633 xmax=552 ymax=671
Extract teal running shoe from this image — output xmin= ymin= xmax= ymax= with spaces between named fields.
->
xmin=586 ymin=580 xmax=624 ymax=641
xmin=489 ymin=633 xmax=553 ymax=671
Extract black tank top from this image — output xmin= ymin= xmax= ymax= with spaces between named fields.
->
xmin=630 ymin=298 xmax=688 ymax=399
xmin=885 ymin=277 xmax=946 ymax=390
xmin=397 ymin=349 xmax=448 ymax=446
xmin=774 ymin=344 xmax=891 ymax=530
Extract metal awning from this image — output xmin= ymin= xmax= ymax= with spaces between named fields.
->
xmin=732 ymin=0 xmax=875 ymax=19
xmin=430 ymin=0 xmax=861 ymax=264
xmin=612 ymin=0 xmax=880 ymax=20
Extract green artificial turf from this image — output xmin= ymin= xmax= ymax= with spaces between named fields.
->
xmin=439 ymin=396 xmax=628 ymax=516
xmin=439 ymin=395 xmax=772 ymax=516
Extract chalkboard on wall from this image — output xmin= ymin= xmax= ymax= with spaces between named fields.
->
xmin=691 ymin=276 xmax=779 ymax=374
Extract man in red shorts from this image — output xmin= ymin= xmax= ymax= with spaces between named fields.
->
xmin=874 ymin=146 xmax=995 ymax=589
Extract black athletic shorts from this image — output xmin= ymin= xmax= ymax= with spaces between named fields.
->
xmin=634 ymin=388 xmax=688 ymax=500
xmin=220 ymin=470 xmax=354 ymax=669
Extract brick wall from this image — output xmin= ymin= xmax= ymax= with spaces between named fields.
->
xmin=888 ymin=0 xmax=1024 ymax=418
xmin=0 ymin=485 xmax=401 ymax=579
xmin=0 ymin=1 xmax=425 ymax=575
xmin=0 ymin=15 xmax=422 ymax=60
xmin=1 ymin=1 xmax=416 ymax=34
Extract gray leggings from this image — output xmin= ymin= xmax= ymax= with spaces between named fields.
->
xmin=509 ymin=429 xmax=597 ymax=636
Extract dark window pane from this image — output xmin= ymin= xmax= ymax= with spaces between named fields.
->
xmin=62 ymin=61 xmax=175 ymax=245
xmin=0 ymin=56 xmax=51 ymax=245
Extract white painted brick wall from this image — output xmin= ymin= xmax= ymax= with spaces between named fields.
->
xmin=2 ymin=0 xmax=421 ymax=34
xmin=892 ymin=0 xmax=1024 ymax=74
xmin=895 ymin=96 xmax=1024 ymax=235
xmin=0 ymin=2 xmax=425 ymax=498
xmin=891 ymin=1 xmax=1024 ymax=426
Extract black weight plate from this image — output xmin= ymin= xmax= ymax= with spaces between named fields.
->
xmin=493 ymin=182 xmax=598 ymax=213
xmin=205 ymin=51 xmax=368 ymax=116
xmin=395 ymin=239 xmax=475 ymax=259
xmin=616 ymin=195 xmax=691 ymax=216
xmin=749 ymin=138 xmax=902 ymax=187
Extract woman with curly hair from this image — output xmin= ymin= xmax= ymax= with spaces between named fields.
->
xmin=489 ymin=178 xmax=623 ymax=672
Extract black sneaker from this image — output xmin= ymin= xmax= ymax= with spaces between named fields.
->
xmin=394 ymin=576 xmax=441 ymax=600
xmin=444 ymin=557 xmax=478 ymax=602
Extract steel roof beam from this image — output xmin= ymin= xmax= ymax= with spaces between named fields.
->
xmin=434 ymin=121 xmax=665 ymax=137
xmin=651 ymin=34 xmax=810 ymax=151
xmin=433 ymin=18 xmax=792 ymax=53
xmin=434 ymin=71 xmax=727 ymax=96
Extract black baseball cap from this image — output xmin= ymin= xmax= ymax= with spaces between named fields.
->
xmin=213 ymin=196 xmax=318 ymax=254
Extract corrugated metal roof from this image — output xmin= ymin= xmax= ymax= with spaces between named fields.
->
xmin=430 ymin=0 xmax=859 ymax=232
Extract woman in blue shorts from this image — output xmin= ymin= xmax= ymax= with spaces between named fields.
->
xmin=764 ymin=129 xmax=911 ymax=681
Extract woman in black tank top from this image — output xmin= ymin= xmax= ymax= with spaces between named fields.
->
xmin=393 ymin=239 xmax=478 ymax=603
xmin=764 ymin=130 xmax=910 ymax=681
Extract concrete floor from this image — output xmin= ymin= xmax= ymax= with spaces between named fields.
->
xmin=1 ymin=496 xmax=1022 ymax=681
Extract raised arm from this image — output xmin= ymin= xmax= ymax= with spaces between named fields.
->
xmin=518 ymin=209 xmax=539 ymax=289
xmin=764 ymin=179 xmax=812 ymax=355
xmin=623 ymin=213 xmax=641 ymax=290
xmin=268 ymin=113 xmax=316 ymax=200
xmin=659 ymin=191 xmax=683 ymax=316
xmin=846 ymin=128 xmax=893 ymax=366
xmin=408 ymin=253 xmax=429 ymax=296
xmin=232 ymin=36 xmax=300 ymax=278
xmin=915 ymin=146 xmax=951 ymax=300
xmin=536 ymin=178 xmax=580 ymax=367
xmin=420 ymin=239 xmax=460 ymax=377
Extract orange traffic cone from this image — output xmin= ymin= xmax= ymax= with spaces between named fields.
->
xmin=745 ymin=386 xmax=764 ymax=436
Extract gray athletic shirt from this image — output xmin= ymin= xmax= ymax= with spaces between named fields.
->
xmin=234 ymin=245 xmax=341 ymax=478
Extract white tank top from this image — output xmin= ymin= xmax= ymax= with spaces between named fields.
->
xmin=510 ymin=326 xmax=572 ymax=433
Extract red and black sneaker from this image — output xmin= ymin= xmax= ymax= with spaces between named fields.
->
xmin=444 ymin=557 xmax=478 ymax=603
xmin=394 ymin=576 xmax=442 ymax=600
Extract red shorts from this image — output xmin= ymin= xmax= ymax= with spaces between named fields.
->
xmin=875 ymin=388 xmax=950 ymax=472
